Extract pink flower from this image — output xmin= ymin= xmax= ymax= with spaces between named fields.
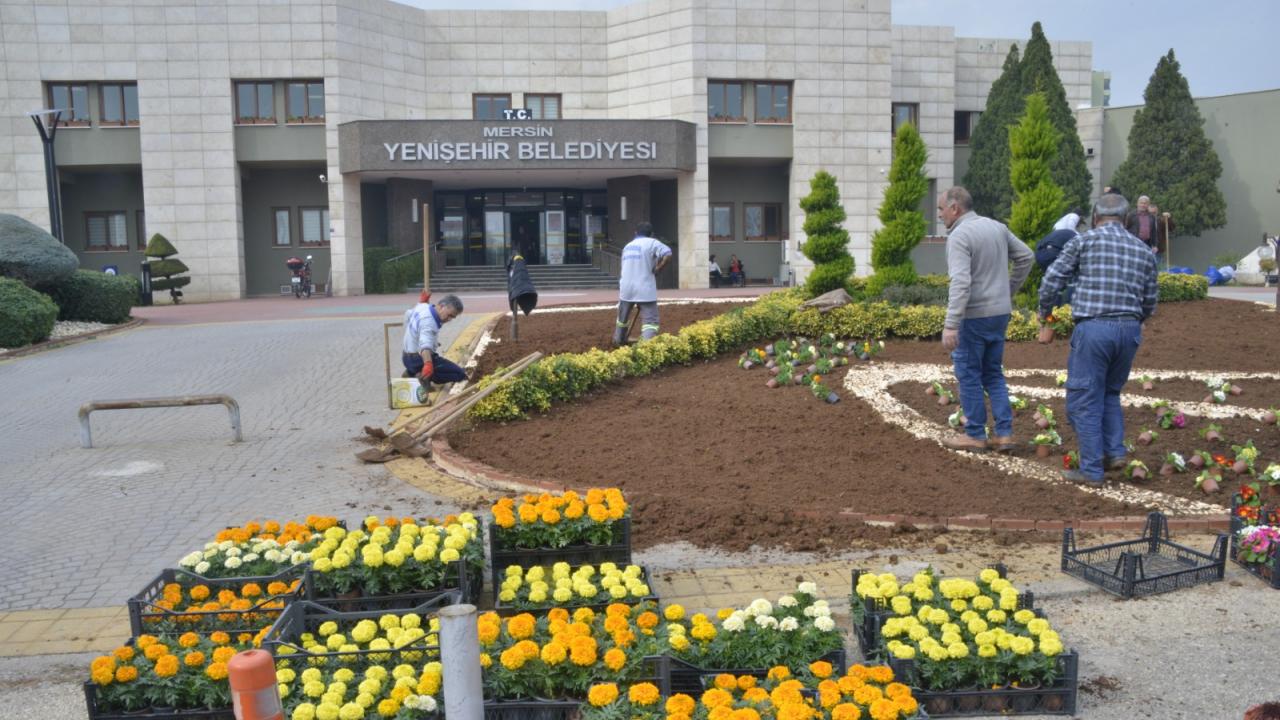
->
xmin=1172 ymin=413 xmax=1187 ymax=429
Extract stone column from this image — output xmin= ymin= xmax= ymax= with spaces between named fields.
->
xmin=606 ymin=175 xmax=651 ymax=247
xmin=386 ymin=178 xmax=434 ymax=254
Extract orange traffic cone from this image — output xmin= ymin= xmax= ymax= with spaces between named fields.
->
xmin=228 ymin=649 xmax=283 ymax=720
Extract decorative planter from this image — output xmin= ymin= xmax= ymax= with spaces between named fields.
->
xmin=1061 ymin=512 xmax=1228 ymax=598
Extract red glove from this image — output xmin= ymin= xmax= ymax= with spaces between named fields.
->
xmin=418 ymin=357 xmax=434 ymax=384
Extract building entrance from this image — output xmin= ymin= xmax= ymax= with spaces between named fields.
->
xmin=510 ymin=211 xmax=541 ymax=264
xmin=435 ymin=189 xmax=607 ymax=267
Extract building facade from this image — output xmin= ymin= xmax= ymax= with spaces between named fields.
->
xmin=0 ymin=0 xmax=1095 ymax=301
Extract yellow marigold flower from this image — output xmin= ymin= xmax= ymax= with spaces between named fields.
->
xmin=731 ymin=709 xmax=762 ymax=720
xmin=540 ymin=641 xmax=567 ymax=665
xmin=666 ymin=694 xmax=696 ymax=715
xmin=114 ymin=666 xmax=138 ymax=683
xmin=587 ymin=683 xmax=618 ymax=707
xmin=868 ymin=665 xmax=894 ymax=684
xmin=568 ymin=635 xmax=597 ymax=666
xmin=895 ymin=696 xmax=919 ymax=716
xmin=664 ymin=604 xmax=686 ymax=621
xmin=601 ymin=648 xmax=626 ymax=672
xmin=506 ymin=614 xmax=536 ymax=640
xmin=376 ymin=699 xmax=399 ymax=718
xmin=716 ymin=607 xmax=734 ymax=621
xmin=711 ymin=673 xmax=735 ymax=690
xmin=775 ymin=703 xmax=812 ymax=720
xmin=587 ymin=504 xmax=609 ymax=523
xmin=212 ymin=646 xmax=237 ymax=664
xmin=499 ymin=647 xmax=527 ymax=671
xmin=183 ymin=651 xmax=206 ymax=667
xmin=809 ymin=660 xmax=833 ymax=679
xmin=176 ymin=632 xmax=200 ymax=649
xmin=205 ymin=661 xmax=229 ymax=681
xmin=143 ymin=643 xmax=169 ymax=661
xmin=479 ymin=653 xmax=492 ymax=669
xmin=154 ymin=655 xmax=180 ymax=678
xmin=626 ymin=682 xmax=660 ymax=706
xmin=669 ymin=635 xmax=690 ymax=652
xmin=540 ymin=508 xmax=561 ymax=525
xmin=564 ymin=501 xmax=585 ymax=519
xmin=742 ymin=687 xmax=769 ymax=703
xmin=766 ymin=666 xmax=791 ymax=681
xmin=831 ymin=703 xmax=862 ymax=720
xmin=700 ymin=687 xmax=734 ymax=708
xmin=853 ymin=684 xmax=883 ymax=705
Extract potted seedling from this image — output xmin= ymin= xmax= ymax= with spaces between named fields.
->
xmin=1063 ymin=450 xmax=1080 ymax=470
xmin=1260 ymin=464 xmax=1280 ymax=499
xmin=1031 ymin=429 xmax=1062 ymax=459
xmin=1137 ymin=427 xmax=1159 ymax=446
xmin=1010 ymin=395 xmax=1028 ymax=413
xmin=1195 ymin=469 xmax=1221 ymax=494
xmin=1158 ymin=410 xmax=1186 ymax=430
xmin=1232 ymin=440 xmax=1259 ymax=475
xmin=1055 ymin=372 xmax=1068 ymax=387
xmin=1202 ymin=378 xmax=1229 ymax=404
xmin=857 ymin=339 xmax=886 ymax=361
xmin=935 ymin=384 xmax=956 ymax=407
xmin=1140 ymin=374 xmax=1156 ymax=391
xmin=1033 ymin=404 xmax=1056 ymax=430
xmin=1187 ymin=450 xmax=1212 ymax=470
xmin=810 ymin=375 xmax=839 ymax=404
xmin=1263 ymin=407 xmax=1278 ymax=425
xmin=1126 ymin=459 xmax=1150 ymax=481
xmin=740 ymin=347 xmax=766 ymax=370
xmin=1200 ymin=424 xmax=1225 ymax=443
xmin=926 ymin=381 xmax=941 ymax=396
xmin=948 ymin=408 xmax=967 ymax=429
xmin=1160 ymin=452 xmax=1187 ymax=477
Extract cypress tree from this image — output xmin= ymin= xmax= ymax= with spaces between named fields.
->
xmin=1110 ymin=50 xmax=1226 ymax=237
xmin=1018 ymin=22 xmax=1092 ymax=214
xmin=868 ymin=122 xmax=929 ymax=296
xmin=1008 ymin=92 xmax=1066 ymax=306
xmin=963 ymin=44 xmax=1022 ymax=220
xmin=799 ymin=170 xmax=854 ymax=297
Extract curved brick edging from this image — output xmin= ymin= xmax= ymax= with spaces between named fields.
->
xmin=427 ymin=436 xmax=1231 ymax=534
xmin=0 ymin=318 xmax=146 ymax=360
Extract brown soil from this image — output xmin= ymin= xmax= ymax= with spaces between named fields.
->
xmin=891 ymin=380 xmax=1280 ymax=506
xmin=474 ymin=303 xmax=735 ymax=379
xmin=1011 ymin=375 xmax=1280 ymax=408
xmin=448 ymin=355 xmax=1140 ymax=552
xmin=877 ymin=299 xmax=1277 ymax=371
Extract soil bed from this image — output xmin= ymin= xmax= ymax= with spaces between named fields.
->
xmin=474 ymin=302 xmax=733 ymax=379
xmin=1011 ymin=375 xmax=1280 ymax=408
xmin=448 ymin=355 xmax=1140 ymax=552
xmin=876 ymin=299 xmax=1276 ymax=372
xmin=891 ymin=380 xmax=1280 ymax=506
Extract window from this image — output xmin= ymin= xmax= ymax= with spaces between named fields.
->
xmin=286 ymin=81 xmax=325 ymax=123
xmin=235 ymin=81 xmax=275 ymax=124
xmin=744 ymin=204 xmax=782 ymax=241
xmin=473 ymin=94 xmax=512 ymax=120
xmin=953 ymin=110 xmax=981 ymax=144
xmin=710 ymin=203 xmax=734 ymax=241
xmin=100 ymin=83 xmax=140 ymax=126
xmin=525 ymin=94 xmax=561 ymax=120
xmin=300 ymin=207 xmax=330 ymax=246
xmin=47 ymin=84 xmax=91 ymax=126
xmin=85 ymin=212 xmax=129 ymax=251
xmin=892 ymin=102 xmax=919 ymax=136
xmin=136 ymin=210 xmax=146 ymax=250
xmin=707 ymin=81 xmax=744 ymax=122
xmin=273 ymin=208 xmax=292 ymax=246
xmin=754 ymin=82 xmax=791 ymax=123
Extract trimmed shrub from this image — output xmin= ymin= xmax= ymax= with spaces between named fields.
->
xmin=799 ymin=170 xmax=854 ymax=297
xmin=39 ymin=270 xmax=138 ymax=323
xmin=0 ymin=278 xmax=58 ymax=348
xmin=1158 ymin=272 xmax=1208 ymax=302
xmin=789 ymin=301 xmax=1068 ymax=342
xmin=362 ymin=247 xmax=424 ymax=294
xmin=144 ymin=233 xmax=191 ymax=300
xmin=0 ymin=213 xmax=78 ymax=287
xmin=869 ymin=121 xmax=929 ymax=294
xmin=879 ymin=283 xmax=948 ymax=307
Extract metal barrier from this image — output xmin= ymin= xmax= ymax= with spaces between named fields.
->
xmin=78 ymin=394 xmax=242 ymax=449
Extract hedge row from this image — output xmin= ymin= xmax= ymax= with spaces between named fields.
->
xmin=0 ymin=278 xmax=58 ymax=348
xmin=363 ymin=248 xmax=424 ymax=294
xmin=468 ymin=291 xmax=806 ymax=421
xmin=40 ymin=270 xmax=138 ymax=324
xmin=790 ymin=302 xmax=1069 ymax=342
xmin=1158 ymin=273 xmax=1208 ymax=302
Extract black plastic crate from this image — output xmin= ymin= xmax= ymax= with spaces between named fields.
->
xmin=488 ymin=517 xmax=632 ymax=593
xmin=307 ymin=558 xmax=482 ymax=612
xmin=261 ymin=596 xmax=456 ymax=664
xmin=1061 ymin=512 xmax=1228 ymax=598
xmin=666 ymin=648 xmax=845 ymax=696
xmin=492 ymin=565 xmax=658 ymax=616
xmin=1229 ymin=495 xmax=1280 ymax=589
xmin=851 ymin=563 xmax=1035 ymax=658
xmin=128 ymin=565 xmax=308 ymax=638
xmin=483 ymin=699 xmax=578 ymax=720
xmin=889 ymin=650 xmax=1078 ymax=717
xmin=84 ymin=681 xmax=233 ymax=720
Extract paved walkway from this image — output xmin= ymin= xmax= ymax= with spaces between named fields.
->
xmin=1209 ymin=284 xmax=1277 ymax=306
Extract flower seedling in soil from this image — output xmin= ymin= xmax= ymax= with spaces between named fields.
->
xmin=1158 ymin=410 xmax=1186 ymax=430
xmin=932 ymin=382 xmax=956 ymax=406
xmin=1140 ymin=374 xmax=1156 ymax=391
xmin=948 ymin=409 xmax=967 ymax=429
xmin=1126 ymin=459 xmax=1149 ymax=481
xmin=1031 ymin=429 xmax=1063 ymax=458
xmin=856 ymin=338 xmax=886 ymax=361
xmin=1055 ymin=372 xmax=1068 ymax=387
xmin=1195 ymin=469 xmax=1221 ymax=494
xmin=1033 ymin=404 xmax=1056 ymax=430
xmin=809 ymin=375 xmax=840 ymax=404
xmin=739 ymin=347 xmax=767 ymax=369
xmin=1260 ymin=463 xmax=1280 ymax=489
xmin=1264 ymin=407 xmax=1278 ymax=426
xmin=1200 ymin=423 xmax=1225 ymax=442
xmin=1010 ymin=395 xmax=1028 ymax=413
xmin=1232 ymin=440 xmax=1259 ymax=475
xmin=1187 ymin=450 xmax=1213 ymax=470
xmin=1237 ymin=525 xmax=1280 ymax=567
xmin=1160 ymin=452 xmax=1187 ymax=477
xmin=1063 ymin=451 xmax=1080 ymax=470
xmin=1202 ymin=378 xmax=1231 ymax=404
xmin=1137 ymin=428 xmax=1159 ymax=446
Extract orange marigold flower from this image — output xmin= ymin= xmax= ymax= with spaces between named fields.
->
xmin=114 ymin=666 xmax=138 ymax=683
xmin=183 ymin=651 xmax=206 ymax=667
xmin=540 ymin=508 xmax=561 ymax=525
xmin=831 ymin=704 xmax=863 ymax=720
xmin=178 ymin=632 xmax=200 ymax=648
xmin=767 ymin=666 xmax=791 ymax=681
xmin=205 ymin=661 xmax=229 ymax=681
xmin=635 ymin=611 xmax=659 ymax=629
xmin=700 ymin=688 xmax=734 ymax=709
xmin=143 ymin=643 xmax=170 ymax=661
xmin=264 ymin=521 xmax=281 ymax=534
xmin=564 ymin=501 xmax=585 ymax=519
xmin=547 ymin=607 xmax=570 ymax=624
xmin=628 ymin=682 xmax=661 ymax=706
xmin=713 ymin=674 xmax=737 ymax=690
xmin=568 ymin=635 xmax=597 ymax=666
xmin=853 ymin=684 xmax=883 ymax=705
xmin=217 ymin=589 xmax=237 ymax=605
xmin=665 ymin=694 xmax=696 ymax=715
xmin=869 ymin=698 xmax=899 ymax=720
xmin=212 ymin=647 xmax=236 ymax=664
xmin=884 ymin=682 xmax=912 ymax=700
xmin=189 ymin=585 xmax=210 ymax=602
xmin=603 ymin=615 xmax=628 ymax=634
xmin=240 ymin=583 xmax=262 ymax=598
xmin=135 ymin=635 xmax=158 ymax=649
xmin=895 ymin=696 xmax=919 ymax=715
xmin=587 ymin=504 xmax=609 ymax=523
xmin=742 ymin=687 xmax=769 ymax=703
xmin=506 ymin=614 xmax=536 ymax=640
xmin=602 ymin=648 xmax=626 ymax=672
xmin=112 ymin=646 xmax=135 ymax=662
xmin=810 ymin=660 xmax=834 ymax=679
xmin=154 ymin=654 xmax=180 ymax=678
xmin=708 ymin=708 xmax=733 ymax=720
xmin=236 ymin=632 xmax=252 ymax=645
xmin=737 ymin=675 xmax=757 ymax=690
xmin=867 ymin=665 xmax=894 ymax=684
xmin=267 ymin=581 xmax=289 ymax=596
xmin=605 ymin=602 xmax=631 ymax=618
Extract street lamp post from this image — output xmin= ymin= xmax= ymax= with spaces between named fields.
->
xmin=29 ymin=109 xmax=65 ymax=242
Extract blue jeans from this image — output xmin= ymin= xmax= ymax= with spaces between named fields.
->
xmin=951 ymin=314 xmax=1013 ymax=440
xmin=402 ymin=352 xmax=467 ymax=384
xmin=1065 ymin=318 xmax=1142 ymax=480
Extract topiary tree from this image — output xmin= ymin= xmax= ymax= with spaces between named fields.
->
xmin=799 ymin=170 xmax=854 ymax=297
xmin=0 ymin=213 xmax=78 ymax=288
xmin=1110 ymin=49 xmax=1226 ymax=237
xmin=867 ymin=121 xmax=929 ymax=297
xmin=1018 ymin=21 xmax=1092 ymax=215
xmin=144 ymin=233 xmax=191 ymax=304
xmin=0 ymin=277 xmax=58 ymax=348
xmin=1008 ymin=92 xmax=1067 ymax=307
xmin=964 ymin=44 xmax=1022 ymax=220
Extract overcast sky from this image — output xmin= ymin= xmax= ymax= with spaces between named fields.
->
xmin=395 ymin=0 xmax=1276 ymax=107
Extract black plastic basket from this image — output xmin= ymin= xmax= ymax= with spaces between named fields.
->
xmin=666 ymin=648 xmax=846 ymax=696
xmin=307 ymin=559 xmax=482 ymax=612
xmin=492 ymin=565 xmax=658 ymax=616
xmin=1061 ymin=512 xmax=1228 ymax=598
xmin=261 ymin=596 xmax=456 ymax=664
xmin=488 ymin=517 xmax=632 ymax=593
xmin=889 ymin=650 xmax=1078 ymax=717
xmin=128 ymin=565 xmax=309 ymax=638
xmin=84 ymin=682 xmax=233 ymax=720
xmin=482 ymin=699 xmax=579 ymax=720
xmin=1228 ymin=495 xmax=1280 ymax=589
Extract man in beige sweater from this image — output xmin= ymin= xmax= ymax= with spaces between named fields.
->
xmin=938 ymin=186 xmax=1035 ymax=452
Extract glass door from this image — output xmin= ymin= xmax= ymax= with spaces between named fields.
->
xmin=484 ymin=211 xmax=507 ymax=266
xmin=544 ymin=210 xmax=565 ymax=265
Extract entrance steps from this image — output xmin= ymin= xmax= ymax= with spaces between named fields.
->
xmin=418 ymin=263 xmax=618 ymax=293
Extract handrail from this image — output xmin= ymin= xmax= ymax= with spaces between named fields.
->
xmin=384 ymin=248 xmax=424 ymax=264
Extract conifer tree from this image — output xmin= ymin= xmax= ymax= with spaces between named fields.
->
xmin=1110 ymin=50 xmax=1226 ymax=236
xmin=1018 ymin=22 xmax=1092 ymax=214
xmin=799 ymin=170 xmax=854 ymax=297
xmin=963 ymin=44 xmax=1022 ymax=220
xmin=1008 ymin=92 xmax=1066 ymax=306
xmin=868 ymin=122 xmax=929 ymax=296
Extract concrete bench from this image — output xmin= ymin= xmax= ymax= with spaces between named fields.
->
xmin=78 ymin=395 xmax=243 ymax=449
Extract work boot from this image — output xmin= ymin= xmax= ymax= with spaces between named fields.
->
xmin=415 ymin=382 xmax=431 ymax=405
xmin=1062 ymin=469 xmax=1104 ymax=487
xmin=942 ymin=433 xmax=988 ymax=452
xmin=989 ymin=436 xmax=1017 ymax=453
xmin=1103 ymin=456 xmax=1128 ymax=471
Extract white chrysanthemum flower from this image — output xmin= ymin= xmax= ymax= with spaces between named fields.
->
xmin=420 ymin=696 xmax=437 ymax=713
xmin=180 ymin=552 xmax=201 ymax=567
xmin=263 ymin=550 xmax=281 ymax=563
xmin=242 ymin=553 xmax=260 ymax=563
xmin=754 ymin=615 xmax=778 ymax=629
xmin=403 ymin=695 xmax=420 ymax=710
xmin=811 ymin=605 xmax=832 ymax=618
xmin=195 ymin=561 xmax=211 ymax=575
xmin=225 ymin=556 xmax=243 ymax=569
xmin=797 ymin=581 xmax=818 ymax=595
xmin=748 ymin=598 xmax=773 ymax=617
xmin=722 ymin=613 xmax=746 ymax=632
xmin=203 ymin=549 xmax=218 ymax=559
xmin=204 ymin=542 xmax=217 ymax=551
xmin=779 ymin=617 xmax=799 ymax=632
xmin=814 ymin=616 xmax=836 ymax=632
xmin=225 ymin=547 xmax=242 ymax=557
xmin=802 ymin=605 xmax=817 ymax=618
xmin=292 ymin=551 xmax=308 ymax=565
xmin=776 ymin=595 xmax=798 ymax=608
xmin=218 ymin=540 xmax=233 ymax=550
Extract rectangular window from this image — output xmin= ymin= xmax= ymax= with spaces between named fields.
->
xmin=273 ymin=208 xmax=292 ymax=246
xmin=526 ymin=94 xmax=561 ymax=120
xmin=707 ymin=81 xmax=744 ymax=122
xmin=300 ymin=207 xmax=330 ymax=246
xmin=744 ymin=204 xmax=782 ymax=241
xmin=286 ymin=81 xmax=325 ymax=123
xmin=100 ymin=83 xmax=140 ymax=126
xmin=892 ymin=102 xmax=919 ymax=136
xmin=136 ymin=210 xmax=146 ymax=250
xmin=47 ymin=83 xmax=91 ymax=126
xmin=235 ymin=81 xmax=275 ymax=124
xmin=85 ymin=211 xmax=129 ymax=251
xmin=754 ymin=82 xmax=791 ymax=123
xmin=953 ymin=110 xmax=981 ymax=144
xmin=473 ymin=94 xmax=512 ymax=120
xmin=710 ymin=203 xmax=734 ymax=241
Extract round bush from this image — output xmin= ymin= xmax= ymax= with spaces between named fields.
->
xmin=39 ymin=269 xmax=138 ymax=324
xmin=0 ymin=213 xmax=78 ymax=287
xmin=0 ymin=277 xmax=58 ymax=348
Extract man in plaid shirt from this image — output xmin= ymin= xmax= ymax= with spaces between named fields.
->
xmin=1038 ymin=193 xmax=1159 ymax=484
